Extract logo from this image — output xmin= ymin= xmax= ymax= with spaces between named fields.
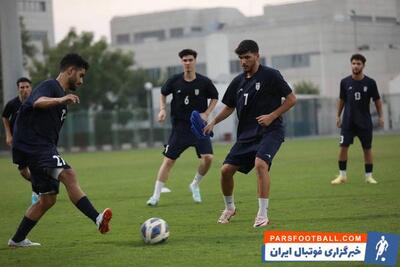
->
xmin=194 ymin=89 xmax=199 ymax=96
xmin=177 ymin=90 xmax=181 ymax=93
xmin=265 ymin=154 xmax=271 ymax=158
xmin=255 ymin=82 xmax=261 ymax=91
xmin=364 ymin=86 xmax=368 ymax=92
xmin=364 ymin=232 xmax=399 ymax=266
xmin=238 ymin=88 xmax=243 ymax=93
xmin=348 ymin=86 xmax=353 ymax=91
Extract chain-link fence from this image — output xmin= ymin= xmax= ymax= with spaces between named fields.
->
xmin=1 ymin=94 xmax=399 ymax=152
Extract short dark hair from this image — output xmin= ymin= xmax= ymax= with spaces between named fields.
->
xmin=60 ymin=53 xmax=90 ymax=71
xmin=16 ymin=77 xmax=31 ymax=87
xmin=235 ymin=40 xmax=259 ymax=55
xmin=350 ymin=54 xmax=366 ymax=64
xmin=178 ymin=49 xmax=197 ymax=59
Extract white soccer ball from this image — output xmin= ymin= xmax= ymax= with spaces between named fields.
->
xmin=140 ymin=217 xmax=169 ymax=244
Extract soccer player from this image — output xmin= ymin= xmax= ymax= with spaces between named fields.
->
xmin=146 ymin=49 xmax=218 ymax=206
xmin=8 ymin=54 xmax=112 ymax=248
xmin=204 ymin=40 xmax=296 ymax=227
xmin=331 ymin=54 xmax=384 ymax=185
xmin=2 ymin=77 xmax=39 ymax=203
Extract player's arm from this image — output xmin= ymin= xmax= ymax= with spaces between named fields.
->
xmin=374 ymin=99 xmax=384 ymax=128
xmin=33 ymin=94 xmax=79 ymax=109
xmin=336 ymin=99 xmax=345 ymax=128
xmin=256 ymin=92 xmax=296 ymax=127
xmin=200 ymin=99 xmax=218 ymax=121
xmin=1 ymin=117 xmax=12 ymax=147
xmin=204 ymin=105 xmax=235 ymax=134
xmin=158 ymin=94 xmax=167 ymax=123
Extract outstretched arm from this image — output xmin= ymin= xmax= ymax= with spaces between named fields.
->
xmin=256 ymin=92 xmax=296 ymax=127
xmin=33 ymin=94 xmax=80 ymax=109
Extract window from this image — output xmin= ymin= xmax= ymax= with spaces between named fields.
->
xmin=191 ymin=26 xmax=202 ymax=33
xmin=166 ymin=65 xmax=182 ymax=77
xmin=28 ymin=31 xmax=47 ymax=42
xmin=18 ymin=1 xmax=46 ymax=12
xmin=134 ymin=30 xmax=165 ymax=43
xmin=375 ymin=16 xmax=397 ymax=24
xmin=145 ymin=68 xmax=161 ymax=81
xmin=116 ymin=34 xmax=130 ymax=44
xmin=271 ymin=54 xmax=310 ymax=70
xmin=170 ymin=28 xmax=184 ymax=38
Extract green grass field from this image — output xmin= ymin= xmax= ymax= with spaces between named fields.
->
xmin=0 ymin=134 xmax=399 ymax=267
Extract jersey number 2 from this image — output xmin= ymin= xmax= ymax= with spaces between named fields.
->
xmin=53 ymin=155 xmax=66 ymax=167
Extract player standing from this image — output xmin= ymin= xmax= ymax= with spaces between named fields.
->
xmin=2 ymin=77 xmax=39 ymax=203
xmin=204 ymin=40 xmax=296 ymax=227
xmin=146 ymin=49 xmax=218 ymax=206
xmin=331 ymin=54 xmax=384 ymax=185
xmin=8 ymin=54 xmax=112 ymax=247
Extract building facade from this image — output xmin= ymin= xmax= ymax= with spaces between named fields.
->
xmin=111 ymin=0 xmax=400 ymax=97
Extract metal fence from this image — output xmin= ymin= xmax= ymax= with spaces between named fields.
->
xmin=1 ymin=94 xmax=399 ymax=152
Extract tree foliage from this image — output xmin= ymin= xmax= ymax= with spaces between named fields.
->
xmin=293 ymin=80 xmax=320 ymax=95
xmin=29 ymin=29 xmax=149 ymax=110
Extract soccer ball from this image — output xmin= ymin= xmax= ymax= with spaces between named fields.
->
xmin=140 ymin=217 xmax=169 ymax=244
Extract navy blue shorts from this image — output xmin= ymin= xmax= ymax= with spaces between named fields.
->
xmin=223 ymin=129 xmax=284 ymax=174
xmin=163 ymin=127 xmax=213 ymax=160
xmin=12 ymin=147 xmax=71 ymax=195
xmin=340 ymin=126 xmax=372 ymax=149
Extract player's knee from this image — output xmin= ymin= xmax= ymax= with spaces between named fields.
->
xmin=202 ymin=154 xmax=213 ymax=165
xmin=19 ymin=168 xmax=30 ymax=180
xmin=255 ymin=158 xmax=269 ymax=172
xmin=163 ymin=158 xmax=175 ymax=168
xmin=39 ymin=195 xmax=57 ymax=209
xmin=221 ymin=164 xmax=234 ymax=178
xmin=59 ymin=169 xmax=78 ymax=186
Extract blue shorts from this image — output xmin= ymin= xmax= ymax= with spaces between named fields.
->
xmin=340 ymin=126 xmax=372 ymax=149
xmin=12 ymin=147 xmax=71 ymax=194
xmin=163 ymin=126 xmax=213 ymax=160
xmin=223 ymin=129 xmax=284 ymax=174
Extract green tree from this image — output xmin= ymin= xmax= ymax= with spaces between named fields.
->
xmin=30 ymin=29 xmax=149 ymax=110
xmin=293 ymin=80 xmax=320 ymax=95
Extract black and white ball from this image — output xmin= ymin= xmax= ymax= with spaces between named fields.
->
xmin=140 ymin=217 xmax=169 ymax=244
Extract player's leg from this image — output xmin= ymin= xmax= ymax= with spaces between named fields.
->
xmin=190 ymin=138 xmax=214 ymax=202
xmin=254 ymin=131 xmax=283 ymax=227
xmin=332 ymin=130 xmax=353 ymax=184
xmin=359 ymin=130 xmax=377 ymax=183
xmin=147 ymin=157 xmax=176 ymax=206
xmin=18 ymin=166 xmax=39 ymax=205
xmin=218 ymin=163 xmax=239 ymax=223
xmin=147 ymin=130 xmax=186 ymax=206
xmin=8 ymin=164 xmax=58 ymax=248
xmin=58 ymin=168 xmax=112 ymax=233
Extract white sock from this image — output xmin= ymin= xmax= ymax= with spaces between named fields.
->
xmin=152 ymin=180 xmax=165 ymax=200
xmin=223 ymin=195 xmax=235 ymax=210
xmin=257 ymin=198 xmax=269 ymax=218
xmin=365 ymin=172 xmax=372 ymax=178
xmin=192 ymin=172 xmax=204 ymax=186
xmin=339 ymin=170 xmax=347 ymax=177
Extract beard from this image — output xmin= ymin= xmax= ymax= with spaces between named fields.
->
xmin=68 ymin=78 xmax=77 ymax=91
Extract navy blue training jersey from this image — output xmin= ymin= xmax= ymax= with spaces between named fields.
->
xmin=161 ymin=73 xmax=218 ymax=123
xmin=340 ymin=75 xmax=380 ymax=130
xmin=13 ymin=79 xmax=67 ymax=152
xmin=222 ymin=65 xmax=292 ymax=143
xmin=2 ymin=97 xmax=22 ymax=134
